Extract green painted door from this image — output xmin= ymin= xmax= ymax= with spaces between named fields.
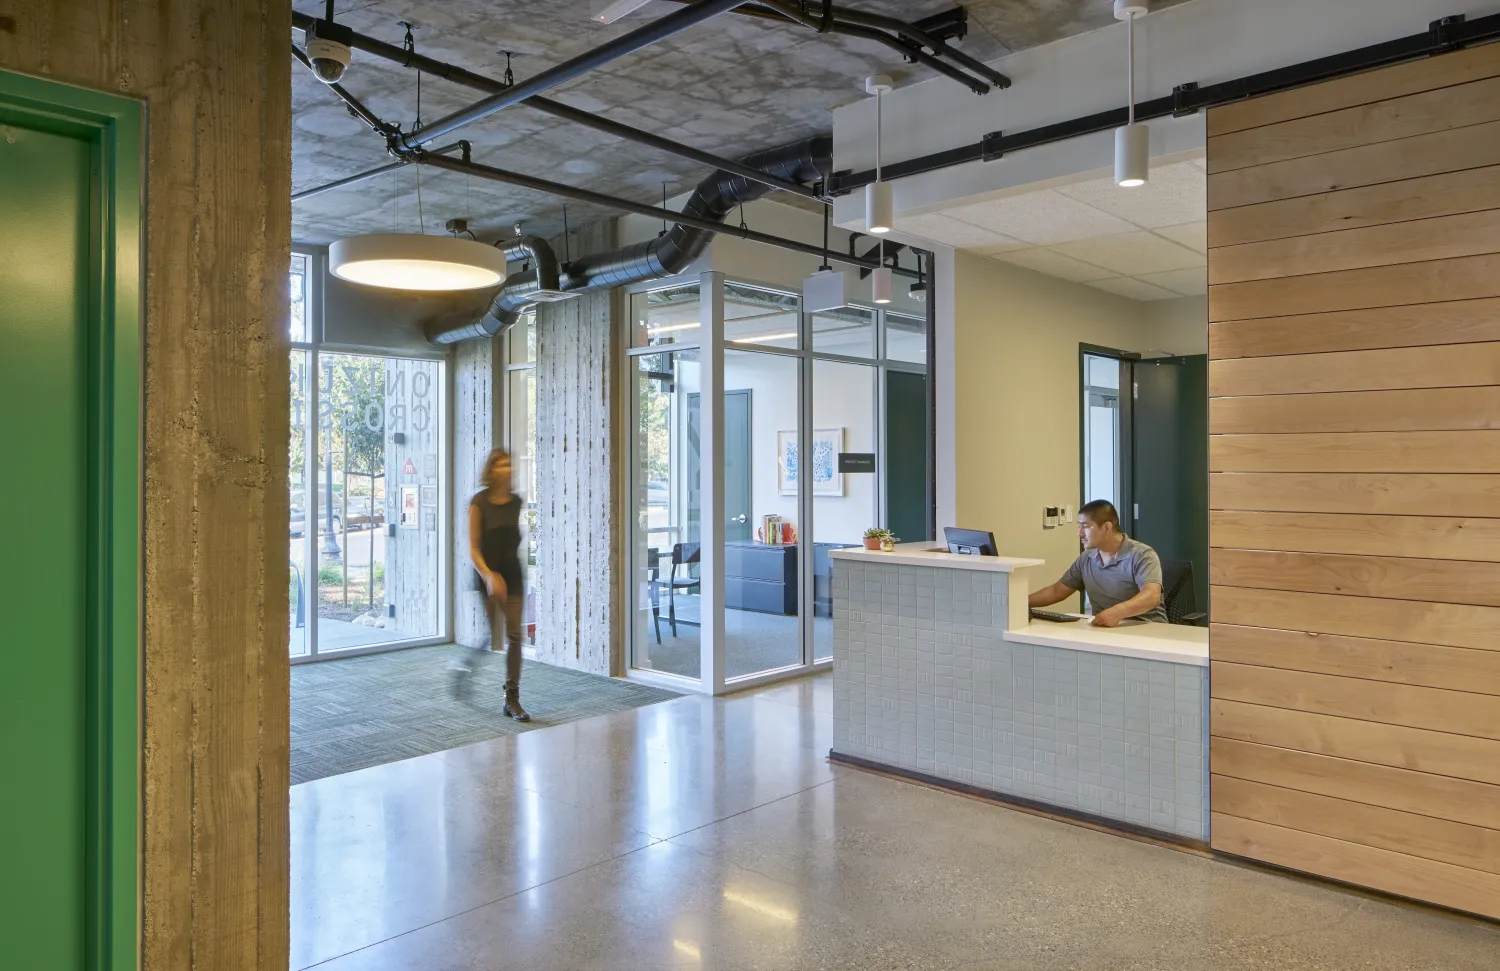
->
xmin=1 ymin=108 xmax=94 ymax=971
xmin=884 ymin=370 xmax=930 ymax=543
xmin=0 ymin=71 xmax=141 ymax=971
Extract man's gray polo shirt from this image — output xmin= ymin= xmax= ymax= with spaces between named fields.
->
xmin=1058 ymin=536 xmax=1168 ymax=622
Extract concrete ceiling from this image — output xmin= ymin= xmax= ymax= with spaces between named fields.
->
xmin=292 ymin=1 xmax=1192 ymax=245
xmin=898 ymin=159 xmax=1208 ymax=300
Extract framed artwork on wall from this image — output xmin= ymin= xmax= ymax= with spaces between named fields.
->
xmin=778 ymin=427 xmax=844 ymax=496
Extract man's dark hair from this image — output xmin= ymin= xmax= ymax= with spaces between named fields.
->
xmin=1080 ymin=499 xmax=1120 ymax=529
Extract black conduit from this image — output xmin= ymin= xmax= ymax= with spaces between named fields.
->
xmin=426 ymin=136 xmax=832 ymax=344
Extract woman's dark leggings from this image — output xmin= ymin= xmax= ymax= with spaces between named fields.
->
xmin=487 ymin=594 xmax=524 ymax=685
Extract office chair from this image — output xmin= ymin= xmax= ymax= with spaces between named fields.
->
xmin=648 ymin=542 xmax=702 ymax=640
xmin=1160 ymin=559 xmax=1207 ymax=626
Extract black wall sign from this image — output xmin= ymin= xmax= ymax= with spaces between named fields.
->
xmin=838 ymin=452 xmax=876 ymax=473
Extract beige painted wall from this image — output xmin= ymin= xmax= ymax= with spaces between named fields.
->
xmin=1 ymin=2 xmax=292 ymax=969
xmin=951 ymin=253 xmax=1207 ymax=593
xmin=1142 ymin=295 xmax=1210 ymax=357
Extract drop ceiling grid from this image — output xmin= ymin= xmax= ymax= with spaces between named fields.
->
xmin=919 ymin=160 xmax=1209 ymax=300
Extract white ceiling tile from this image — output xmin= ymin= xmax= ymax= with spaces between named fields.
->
xmin=1052 ymin=231 xmax=1205 ymax=276
xmin=988 ymin=247 xmax=1116 ymax=283
xmin=1139 ymin=268 xmax=1208 ymax=296
xmin=1087 ymin=277 xmax=1183 ymax=301
xmin=970 ymin=239 xmax=1030 ymax=256
xmin=892 ymin=212 xmax=1020 ymax=249
xmin=1055 ymin=162 xmax=1207 ymax=228
xmin=942 ymin=190 xmax=1137 ymax=245
xmin=1155 ymin=222 xmax=1208 ymax=254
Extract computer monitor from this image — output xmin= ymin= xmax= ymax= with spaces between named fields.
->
xmin=944 ymin=526 xmax=997 ymax=556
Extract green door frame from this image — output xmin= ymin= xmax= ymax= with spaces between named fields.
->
xmin=0 ymin=70 xmax=142 ymax=971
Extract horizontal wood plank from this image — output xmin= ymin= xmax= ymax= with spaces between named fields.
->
xmin=1210 ymin=431 xmax=1500 ymax=474
xmin=1211 ymin=697 xmax=1500 ymax=785
xmin=1212 ymin=775 xmax=1500 ymax=876
xmin=1211 ymin=662 xmax=1500 ymax=740
xmin=1210 ymin=253 xmax=1500 ymax=322
xmin=1208 ymin=75 xmax=1500 ymax=174
xmin=1209 ymin=118 xmax=1500 ymax=211
xmin=1207 ymin=44 xmax=1500 ymax=137
xmin=1208 ymin=548 xmax=1500 ymax=607
xmin=1209 ymin=210 xmax=1500 ymax=285
xmin=1208 ymin=165 xmax=1500 ymax=247
xmin=1209 ymin=342 xmax=1500 ymax=396
xmin=1210 ymin=812 xmax=1500 ymax=919
xmin=1212 ymin=736 xmax=1500 ymax=830
xmin=1210 ymin=510 xmax=1500 ymax=562
xmin=1208 ymin=298 xmax=1500 ymax=360
xmin=1210 ymin=387 xmax=1500 ymax=435
xmin=1209 ymin=472 xmax=1500 ymax=517
xmin=1211 ymin=624 xmax=1500 ymax=697
xmin=1210 ymin=585 xmax=1500 ymax=651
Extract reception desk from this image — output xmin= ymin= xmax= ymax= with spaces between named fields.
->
xmin=829 ymin=545 xmax=1209 ymax=841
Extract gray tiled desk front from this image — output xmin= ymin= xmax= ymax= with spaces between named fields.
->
xmin=830 ymin=560 xmax=1209 ymax=840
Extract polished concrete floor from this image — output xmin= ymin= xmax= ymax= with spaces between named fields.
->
xmin=291 ymin=673 xmax=1500 ymax=971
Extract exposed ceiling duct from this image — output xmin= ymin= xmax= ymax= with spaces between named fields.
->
xmin=426 ymin=136 xmax=833 ymax=344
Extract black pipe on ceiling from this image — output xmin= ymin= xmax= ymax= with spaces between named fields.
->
xmin=291 ymin=140 xmax=468 ymax=202
xmin=416 ymin=145 xmax=916 ymax=281
xmin=291 ymin=12 xmax=822 ymax=202
xmin=656 ymin=0 xmax=1008 ymax=92
xmin=397 ymin=0 xmax=747 ymax=151
xmin=827 ymin=11 xmax=1500 ymax=195
xmin=426 ymin=136 xmax=922 ymax=344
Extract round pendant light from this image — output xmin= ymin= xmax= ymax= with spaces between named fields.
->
xmin=872 ymin=265 xmax=892 ymax=304
xmin=329 ymin=233 xmax=508 ymax=291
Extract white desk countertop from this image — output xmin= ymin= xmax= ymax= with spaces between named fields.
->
xmin=1003 ymin=614 xmax=1209 ymax=666
xmin=830 ymin=543 xmax=1045 ymax=574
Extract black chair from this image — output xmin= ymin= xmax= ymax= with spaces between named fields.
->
xmin=648 ymin=542 xmax=701 ymax=641
xmin=1160 ymin=558 xmax=1207 ymax=626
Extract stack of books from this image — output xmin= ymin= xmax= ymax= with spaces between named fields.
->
xmin=758 ymin=515 xmax=796 ymax=545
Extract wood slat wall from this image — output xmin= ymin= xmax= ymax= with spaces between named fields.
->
xmin=1207 ymin=42 xmax=1500 ymax=921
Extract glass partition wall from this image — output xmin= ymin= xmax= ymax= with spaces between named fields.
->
xmin=288 ymin=248 xmax=450 ymax=662
xmin=625 ymin=273 xmax=931 ymax=692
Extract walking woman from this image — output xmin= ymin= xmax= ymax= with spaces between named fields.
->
xmin=459 ymin=447 xmax=530 ymax=721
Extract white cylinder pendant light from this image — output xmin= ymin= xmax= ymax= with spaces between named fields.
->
xmin=1115 ymin=123 xmax=1149 ymax=187
xmin=1113 ymin=1 xmax=1150 ymax=188
xmin=330 ymin=233 xmax=509 ymax=291
xmin=872 ymin=265 xmax=892 ymax=304
xmin=865 ymin=180 xmax=893 ymax=235
xmin=865 ymin=74 xmax=894 ymax=233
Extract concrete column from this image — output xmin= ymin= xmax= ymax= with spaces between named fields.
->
xmin=452 ymin=335 xmax=500 ymax=648
xmin=532 ymin=220 xmax=620 ymax=675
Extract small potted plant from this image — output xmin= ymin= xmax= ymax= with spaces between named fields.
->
xmin=863 ymin=527 xmax=896 ymax=551
xmin=881 ymin=532 xmax=899 ymax=552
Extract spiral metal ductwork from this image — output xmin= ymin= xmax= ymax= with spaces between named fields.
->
xmin=427 ymin=135 xmax=832 ymax=344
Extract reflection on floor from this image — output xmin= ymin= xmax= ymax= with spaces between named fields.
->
xmin=291 ymin=645 xmax=678 ymax=784
xmin=291 ymin=672 xmax=1500 ymax=971
xmin=635 ymin=593 xmax=833 ymax=679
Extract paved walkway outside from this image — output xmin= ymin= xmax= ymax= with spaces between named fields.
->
xmin=291 ymin=673 xmax=1500 ymax=971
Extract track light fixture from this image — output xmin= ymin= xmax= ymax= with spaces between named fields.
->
xmin=1114 ymin=1 xmax=1149 ymax=187
xmin=865 ymin=75 xmax=894 ymax=234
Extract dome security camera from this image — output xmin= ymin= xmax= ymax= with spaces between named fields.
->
xmin=305 ymin=19 xmax=353 ymax=85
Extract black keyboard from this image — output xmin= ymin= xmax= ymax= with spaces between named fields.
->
xmin=1030 ymin=609 xmax=1082 ymax=623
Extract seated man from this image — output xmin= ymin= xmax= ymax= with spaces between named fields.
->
xmin=1029 ymin=499 xmax=1167 ymax=627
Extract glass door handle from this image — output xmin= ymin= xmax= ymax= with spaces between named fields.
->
xmin=731 ymin=514 xmax=747 ymax=523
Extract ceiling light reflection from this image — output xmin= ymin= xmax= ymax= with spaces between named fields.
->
xmin=722 ymin=888 xmax=798 ymax=923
